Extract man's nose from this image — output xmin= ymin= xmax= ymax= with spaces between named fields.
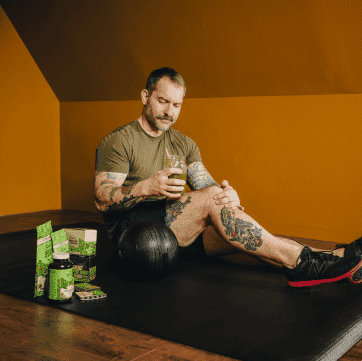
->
xmin=164 ymin=103 xmax=172 ymax=116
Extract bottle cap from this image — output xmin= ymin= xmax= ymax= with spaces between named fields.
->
xmin=52 ymin=252 xmax=70 ymax=260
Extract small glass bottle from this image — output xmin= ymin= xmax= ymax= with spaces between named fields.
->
xmin=47 ymin=252 xmax=74 ymax=304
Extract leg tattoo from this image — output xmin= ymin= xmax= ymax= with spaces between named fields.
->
xmin=165 ymin=195 xmax=192 ymax=227
xmin=221 ymin=206 xmax=263 ymax=251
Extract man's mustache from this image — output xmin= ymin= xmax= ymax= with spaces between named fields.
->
xmin=156 ymin=116 xmax=173 ymax=122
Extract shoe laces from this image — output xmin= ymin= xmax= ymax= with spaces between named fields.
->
xmin=297 ymin=249 xmax=340 ymax=278
xmin=300 ymin=249 xmax=338 ymax=267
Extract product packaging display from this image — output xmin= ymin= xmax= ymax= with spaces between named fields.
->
xmin=74 ymin=283 xmax=101 ymax=292
xmin=46 ymin=252 xmax=74 ymax=303
xmin=64 ymin=228 xmax=97 ymax=256
xmin=75 ymin=290 xmax=107 ymax=301
xmin=33 ymin=223 xmax=102 ymax=302
xmin=51 ymin=229 xmax=70 ymax=253
xmin=34 ymin=221 xmax=53 ymax=297
xmin=71 ymin=254 xmax=96 ymax=282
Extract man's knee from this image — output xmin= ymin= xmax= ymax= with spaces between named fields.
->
xmin=199 ymin=185 xmax=220 ymax=196
xmin=197 ymin=185 xmax=221 ymax=214
xmin=171 ymin=186 xmax=220 ymax=224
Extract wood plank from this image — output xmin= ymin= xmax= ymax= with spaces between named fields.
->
xmin=0 ymin=293 xmax=237 ymax=361
xmin=0 ymin=292 xmax=153 ymax=360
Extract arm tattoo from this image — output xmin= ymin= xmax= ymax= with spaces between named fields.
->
xmin=107 ymin=183 xmax=144 ymax=212
xmin=221 ymin=206 xmax=263 ymax=251
xmin=187 ymin=162 xmax=220 ymax=190
xmin=108 ymin=172 xmax=120 ymax=180
xmin=165 ymin=195 xmax=192 ymax=227
xmin=95 ymin=172 xmax=146 ymax=212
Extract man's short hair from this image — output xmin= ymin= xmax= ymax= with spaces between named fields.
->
xmin=145 ymin=67 xmax=186 ymax=97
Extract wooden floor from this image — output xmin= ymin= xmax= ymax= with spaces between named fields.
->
xmin=0 ymin=209 xmax=361 ymax=361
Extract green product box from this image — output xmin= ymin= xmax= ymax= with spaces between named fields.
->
xmin=74 ymin=283 xmax=101 ymax=292
xmin=70 ymin=254 xmax=96 ymax=283
xmin=75 ymin=290 xmax=107 ymax=301
xmin=34 ymin=221 xmax=53 ymax=297
xmin=51 ymin=229 xmax=70 ymax=253
xmin=64 ymin=228 xmax=97 ymax=256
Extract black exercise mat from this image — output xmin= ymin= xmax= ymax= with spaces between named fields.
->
xmin=1 ymin=221 xmax=362 ymax=361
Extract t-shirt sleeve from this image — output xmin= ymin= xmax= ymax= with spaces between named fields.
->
xmin=95 ymin=133 xmax=130 ymax=174
xmin=185 ymin=135 xmax=202 ymax=165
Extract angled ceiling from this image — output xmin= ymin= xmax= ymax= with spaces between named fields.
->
xmin=2 ymin=0 xmax=362 ymax=101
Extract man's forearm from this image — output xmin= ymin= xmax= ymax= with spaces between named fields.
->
xmin=96 ymin=179 xmax=149 ymax=212
xmin=187 ymin=162 xmax=221 ymax=190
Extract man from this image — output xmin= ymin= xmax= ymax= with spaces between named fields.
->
xmin=94 ymin=67 xmax=362 ymax=287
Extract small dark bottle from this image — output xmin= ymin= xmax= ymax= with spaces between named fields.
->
xmin=46 ymin=252 xmax=74 ymax=304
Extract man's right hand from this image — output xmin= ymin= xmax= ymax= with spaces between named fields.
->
xmin=145 ymin=168 xmax=186 ymax=198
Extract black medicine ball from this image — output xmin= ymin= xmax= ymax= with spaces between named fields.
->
xmin=117 ymin=219 xmax=179 ymax=278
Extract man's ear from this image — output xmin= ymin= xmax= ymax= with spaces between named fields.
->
xmin=141 ymin=89 xmax=149 ymax=105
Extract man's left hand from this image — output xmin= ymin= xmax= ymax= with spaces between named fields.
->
xmin=213 ymin=180 xmax=244 ymax=211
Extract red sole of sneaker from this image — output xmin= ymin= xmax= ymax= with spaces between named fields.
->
xmin=288 ymin=259 xmax=362 ymax=287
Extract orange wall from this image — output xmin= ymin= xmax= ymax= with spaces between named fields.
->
xmin=0 ymin=6 xmax=60 ymax=216
xmin=61 ymin=95 xmax=362 ymax=243
xmin=60 ymin=101 xmax=141 ymax=213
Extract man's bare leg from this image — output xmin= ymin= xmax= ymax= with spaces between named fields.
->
xmin=206 ymin=202 xmax=304 ymax=269
xmin=202 ymin=226 xmax=345 ymax=269
xmin=166 ymin=186 xmax=362 ymax=286
xmin=166 ymin=187 xmax=305 ymax=269
xmin=166 ymin=186 xmax=347 ymax=270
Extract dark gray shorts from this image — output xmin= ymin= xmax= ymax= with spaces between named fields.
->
xmin=115 ymin=199 xmax=208 ymax=261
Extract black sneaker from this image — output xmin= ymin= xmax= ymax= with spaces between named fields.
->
xmin=334 ymin=237 xmax=362 ymax=283
xmin=334 ymin=236 xmax=362 ymax=258
xmin=283 ymin=246 xmax=362 ymax=287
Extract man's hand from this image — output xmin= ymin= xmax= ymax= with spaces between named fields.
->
xmin=213 ymin=180 xmax=244 ymax=211
xmin=145 ymin=168 xmax=186 ymax=198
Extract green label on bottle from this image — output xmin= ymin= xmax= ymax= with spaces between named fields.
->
xmin=48 ymin=268 xmax=74 ymax=300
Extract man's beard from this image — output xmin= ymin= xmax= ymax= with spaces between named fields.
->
xmin=144 ymin=103 xmax=174 ymax=132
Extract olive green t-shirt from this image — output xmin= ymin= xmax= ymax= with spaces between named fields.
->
xmin=95 ymin=119 xmax=202 ymax=242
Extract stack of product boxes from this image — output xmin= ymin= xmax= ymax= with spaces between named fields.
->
xmin=64 ymin=228 xmax=97 ymax=282
xmin=64 ymin=228 xmax=106 ymax=300
xmin=34 ymin=221 xmax=107 ymax=301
